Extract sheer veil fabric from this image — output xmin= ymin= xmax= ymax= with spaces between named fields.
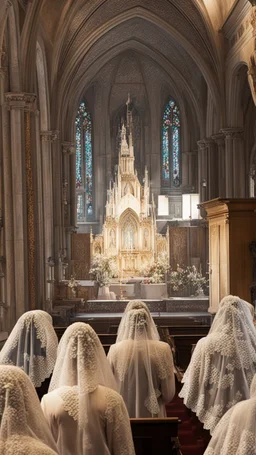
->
xmin=0 ymin=365 xmax=58 ymax=453
xmin=204 ymin=374 xmax=256 ymax=454
xmin=42 ymin=322 xmax=135 ymax=455
xmin=108 ymin=308 xmax=175 ymax=417
xmin=179 ymin=295 xmax=256 ymax=434
xmin=116 ymin=300 xmax=159 ymax=342
xmin=0 ymin=310 xmax=58 ymax=387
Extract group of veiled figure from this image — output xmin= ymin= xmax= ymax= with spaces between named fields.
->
xmin=0 ymin=296 xmax=256 ymax=454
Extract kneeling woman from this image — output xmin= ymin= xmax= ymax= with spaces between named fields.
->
xmin=41 ymin=322 xmax=135 ymax=455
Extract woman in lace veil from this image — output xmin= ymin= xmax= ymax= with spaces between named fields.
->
xmin=0 ymin=365 xmax=58 ymax=453
xmin=42 ymin=322 xmax=135 ymax=455
xmin=0 ymin=310 xmax=58 ymax=388
xmin=204 ymin=373 xmax=256 ymax=454
xmin=116 ymin=300 xmax=159 ymax=342
xmin=179 ymin=295 xmax=256 ymax=434
xmin=108 ymin=308 xmax=175 ymax=417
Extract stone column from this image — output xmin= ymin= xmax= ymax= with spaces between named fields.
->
xmin=62 ymin=142 xmax=76 ymax=271
xmin=212 ymin=133 xmax=225 ymax=198
xmin=181 ymin=151 xmax=189 ymax=187
xmin=221 ymin=128 xmax=244 ymax=197
xmin=5 ymin=93 xmax=30 ymax=317
xmin=205 ymin=138 xmax=218 ymax=200
xmin=41 ymin=130 xmax=58 ymax=305
xmin=197 ymin=140 xmax=208 ymax=202
xmin=189 ymin=150 xmax=197 ymax=192
xmin=24 ymin=94 xmax=37 ymax=310
xmin=0 ymin=69 xmax=12 ymax=329
xmin=52 ymin=136 xmax=64 ymax=281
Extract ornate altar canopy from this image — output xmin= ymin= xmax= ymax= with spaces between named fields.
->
xmin=91 ymin=95 xmax=168 ymax=277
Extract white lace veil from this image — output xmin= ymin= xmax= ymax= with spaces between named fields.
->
xmin=179 ymin=295 xmax=256 ymax=434
xmin=1 ymin=436 xmax=58 ymax=455
xmin=48 ymin=322 xmax=118 ymax=453
xmin=0 ymin=365 xmax=58 ymax=452
xmin=116 ymin=300 xmax=159 ymax=342
xmin=204 ymin=374 xmax=256 ymax=454
xmin=0 ymin=310 xmax=58 ymax=388
xmin=109 ymin=308 xmax=171 ymax=416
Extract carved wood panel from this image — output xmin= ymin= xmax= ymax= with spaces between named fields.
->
xmin=169 ymin=226 xmax=208 ymax=274
xmin=71 ymin=234 xmax=91 ymax=279
xmin=169 ymin=227 xmax=188 ymax=269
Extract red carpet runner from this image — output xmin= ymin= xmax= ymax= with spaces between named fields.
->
xmin=166 ymin=388 xmax=211 ymax=455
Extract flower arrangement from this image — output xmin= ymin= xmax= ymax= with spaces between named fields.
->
xmin=89 ymin=254 xmax=118 ymax=287
xmin=141 ymin=254 xmax=169 ymax=284
xmin=68 ymin=276 xmax=80 ymax=296
xmin=169 ymin=265 xmax=207 ymax=296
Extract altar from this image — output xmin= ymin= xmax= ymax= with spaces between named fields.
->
xmin=90 ymin=95 xmax=168 ymax=278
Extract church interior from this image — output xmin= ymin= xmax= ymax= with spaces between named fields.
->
xmin=1 ymin=1 xmax=256 ymax=454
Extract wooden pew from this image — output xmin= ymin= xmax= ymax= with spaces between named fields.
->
xmin=130 ymin=417 xmax=180 ymax=455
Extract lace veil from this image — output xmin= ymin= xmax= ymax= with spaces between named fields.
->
xmin=116 ymin=300 xmax=159 ymax=342
xmin=204 ymin=374 xmax=256 ymax=454
xmin=109 ymin=308 xmax=173 ymax=416
xmin=0 ymin=365 xmax=58 ymax=452
xmin=0 ymin=310 xmax=58 ymax=388
xmin=48 ymin=322 xmax=118 ymax=453
xmin=179 ymin=295 xmax=256 ymax=434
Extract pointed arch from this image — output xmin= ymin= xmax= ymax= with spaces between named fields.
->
xmin=75 ymin=100 xmax=93 ymax=221
xmin=161 ymin=97 xmax=180 ymax=188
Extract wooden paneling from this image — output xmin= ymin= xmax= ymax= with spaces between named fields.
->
xmin=169 ymin=225 xmax=208 ymax=274
xmin=200 ymin=198 xmax=256 ymax=310
xmin=71 ymin=233 xmax=91 ymax=279
xmin=130 ymin=418 xmax=179 ymax=455
xmin=169 ymin=227 xmax=187 ymax=269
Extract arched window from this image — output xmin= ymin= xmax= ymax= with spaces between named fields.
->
xmin=76 ymin=101 xmax=93 ymax=221
xmin=161 ymin=98 xmax=180 ymax=187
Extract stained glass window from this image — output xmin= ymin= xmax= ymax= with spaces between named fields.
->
xmin=75 ymin=101 xmax=93 ymax=220
xmin=161 ymin=99 xmax=180 ymax=187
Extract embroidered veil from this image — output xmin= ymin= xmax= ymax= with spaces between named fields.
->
xmin=116 ymin=300 xmax=159 ymax=342
xmin=0 ymin=310 xmax=58 ymax=387
xmin=0 ymin=365 xmax=58 ymax=453
xmin=108 ymin=308 xmax=175 ymax=417
xmin=179 ymin=295 xmax=256 ymax=434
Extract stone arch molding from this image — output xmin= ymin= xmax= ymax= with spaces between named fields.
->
xmin=60 ymin=39 xmax=204 ymax=139
xmin=53 ymin=6 xmax=221 ymax=125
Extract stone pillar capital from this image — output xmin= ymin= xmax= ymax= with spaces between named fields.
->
xmin=41 ymin=130 xmax=59 ymax=142
xmin=62 ymin=141 xmax=76 ymax=155
xmin=197 ymin=138 xmax=215 ymax=150
xmin=197 ymin=139 xmax=207 ymax=151
xmin=220 ymin=127 xmax=243 ymax=139
xmin=212 ymin=132 xmax=225 ymax=146
xmin=5 ymin=92 xmax=37 ymax=111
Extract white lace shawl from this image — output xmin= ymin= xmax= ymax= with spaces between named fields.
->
xmin=179 ymin=295 xmax=256 ymax=434
xmin=0 ymin=365 xmax=58 ymax=452
xmin=204 ymin=374 xmax=256 ymax=455
xmin=116 ymin=300 xmax=159 ymax=342
xmin=0 ymin=436 xmax=58 ymax=455
xmin=0 ymin=310 xmax=58 ymax=387
xmin=47 ymin=323 xmax=124 ymax=453
xmin=108 ymin=308 xmax=175 ymax=417
xmin=41 ymin=385 xmax=135 ymax=455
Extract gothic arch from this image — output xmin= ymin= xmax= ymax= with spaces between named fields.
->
xmin=119 ymin=209 xmax=139 ymax=250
